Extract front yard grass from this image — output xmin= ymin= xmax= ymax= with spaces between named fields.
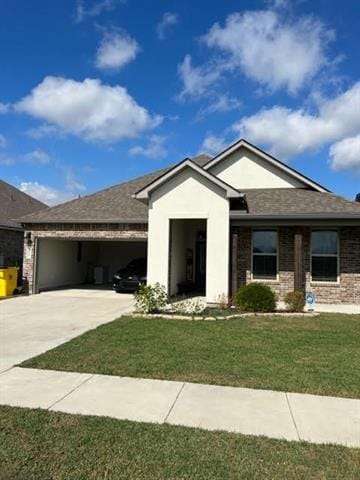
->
xmin=1 ymin=406 xmax=359 ymax=480
xmin=22 ymin=313 xmax=360 ymax=398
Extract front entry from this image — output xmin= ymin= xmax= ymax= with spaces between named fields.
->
xmin=168 ymin=219 xmax=207 ymax=296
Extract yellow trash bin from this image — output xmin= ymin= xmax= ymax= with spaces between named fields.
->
xmin=0 ymin=267 xmax=19 ymax=297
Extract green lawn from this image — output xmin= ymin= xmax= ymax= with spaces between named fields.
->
xmin=22 ymin=314 xmax=360 ymax=398
xmin=1 ymin=406 xmax=359 ymax=480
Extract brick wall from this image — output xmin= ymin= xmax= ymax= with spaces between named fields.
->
xmin=233 ymin=226 xmax=360 ymax=305
xmin=23 ymin=223 xmax=148 ymax=293
xmin=0 ymin=228 xmax=24 ymax=268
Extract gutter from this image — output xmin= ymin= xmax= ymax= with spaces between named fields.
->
xmin=230 ymin=212 xmax=360 ymax=226
xmin=0 ymin=223 xmax=23 ymax=231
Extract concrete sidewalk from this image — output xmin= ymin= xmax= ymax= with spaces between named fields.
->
xmin=0 ymin=367 xmax=359 ymax=448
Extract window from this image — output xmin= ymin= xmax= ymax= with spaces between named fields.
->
xmin=252 ymin=230 xmax=278 ymax=280
xmin=311 ymin=230 xmax=339 ymax=282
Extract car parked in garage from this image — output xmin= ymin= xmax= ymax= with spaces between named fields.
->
xmin=113 ymin=257 xmax=147 ymax=292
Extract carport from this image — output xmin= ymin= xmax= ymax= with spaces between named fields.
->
xmin=35 ymin=238 xmax=147 ymax=293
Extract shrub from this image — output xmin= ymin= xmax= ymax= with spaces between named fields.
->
xmin=173 ymin=297 xmax=206 ymax=316
xmin=284 ymin=290 xmax=305 ymax=312
xmin=236 ymin=283 xmax=276 ymax=313
xmin=134 ymin=283 xmax=168 ymax=313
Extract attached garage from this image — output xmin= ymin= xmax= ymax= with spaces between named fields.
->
xmin=18 ymin=154 xmax=209 ymax=295
xmin=35 ymin=238 xmax=147 ymax=292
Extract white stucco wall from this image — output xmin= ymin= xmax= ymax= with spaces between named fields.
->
xmin=147 ymin=168 xmax=229 ymax=303
xmin=209 ymin=147 xmax=304 ymax=189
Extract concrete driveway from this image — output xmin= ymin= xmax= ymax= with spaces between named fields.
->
xmin=0 ymin=289 xmax=134 ymax=373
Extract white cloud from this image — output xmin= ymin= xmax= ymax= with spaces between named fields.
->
xmin=19 ymin=181 xmax=76 ymax=206
xmin=74 ymin=0 xmax=117 ymax=23
xmin=0 ymin=103 xmax=10 ymax=114
xmin=0 ymin=154 xmax=15 ymax=166
xmin=234 ymin=82 xmax=360 ymax=159
xmin=0 ymin=134 xmax=6 ymax=148
xmin=157 ymin=12 xmax=178 ymax=39
xmin=26 ymin=124 xmax=60 ymax=139
xmin=15 ymin=76 xmax=162 ymax=143
xmin=178 ymin=55 xmax=225 ymax=100
xmin=59 ymin=164 xmax=86 ymax=192
xmin=129 ymin=135 xmax=167 ymax=159
xmin=200 ymin=134 xmax=228 ymax=156
xmin=24 ymin=148 xmax=51 ymax=164
xmin=195 ymin=94 xmax=241 ymax=120
xmin=95 ymin=29 xmax=139 ymax=71
xmin=329 ymin=135 xmax=360 ymax=172
xmin=203 ymin=9 xmax=334 ymax=93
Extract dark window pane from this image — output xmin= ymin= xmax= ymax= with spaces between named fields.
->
xmin=312 ymin=256 xmax=338 ymax=282
xmin=312 ymin=231 xmax=338 ymax=255
xmin=253 ymin=231 xmax=277 ymax=254
xmin=253 ymin=255 xmax=277 ymax=279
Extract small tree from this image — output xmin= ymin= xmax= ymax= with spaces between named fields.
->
xmin=134 ymin=283 xmax=168 ymax=313
xmin=236 ymin=283 xmax=276 ymax=313
xmin=284 ymin=290 xmax=305 ymax=312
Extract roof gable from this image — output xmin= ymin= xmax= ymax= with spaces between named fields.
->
xmin=134 ymin=158 xmax=243 ymax=202
xmin=204 ymin=139 xmax=330 ymax=193
xmin=0 ymin=179 xmax=47 ymax=228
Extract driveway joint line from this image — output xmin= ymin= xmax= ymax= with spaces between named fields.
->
xmin=285 ymin=392 xmax=301 ymax=441
xmin=164 ymin=382 xmax=186 ymax=423
xmin=47 ymin=374 xmax=95 ymax=411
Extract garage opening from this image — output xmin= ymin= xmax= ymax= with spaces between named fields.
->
xmin=36 ymin=238 xmax=147 ymax=292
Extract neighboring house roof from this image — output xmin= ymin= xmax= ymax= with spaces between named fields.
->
xmin=204 ymin=139 xmax=330 ymax=193
xmin=231 ymin=189 xmax=360 ymax=219
xmin=20 ymin=155 xmax=211 ymax=224
xmin=134 ymin=158 xmax=243 ymax=201
xmin=0 ymin=179 xmax=48 ymax=229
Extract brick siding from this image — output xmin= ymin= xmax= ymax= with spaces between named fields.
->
xmin=0 ymin=228 xmax=24 ymax=268
xmin=233 ymin=226 xmax=360 ymax=305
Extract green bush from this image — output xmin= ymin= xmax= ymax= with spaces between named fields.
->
xmin=236 ymin=283 xmax=276 ymax=313
xmin=284 ymin=290 xmax=305 ymax=312
xmin=134 ymin=283 xmax=168 ymax=313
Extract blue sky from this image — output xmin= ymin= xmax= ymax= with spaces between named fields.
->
xmin=0 ymin=0 xmax=359 ymax=205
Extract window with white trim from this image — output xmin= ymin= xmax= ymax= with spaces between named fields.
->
xmin=311 ymin=230 xmax=339 ymax=282
xmin=252 ymin=230 xmax=278 ymax=280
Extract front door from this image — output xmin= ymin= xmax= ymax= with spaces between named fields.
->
xmin=195 ymin=234 xmax=206 ymax=293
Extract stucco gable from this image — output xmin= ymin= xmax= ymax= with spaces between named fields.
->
xmin=204 ymin=139 xmax=329 ymax=192
xmin=134 ymin=159 xmax=242 ymax=202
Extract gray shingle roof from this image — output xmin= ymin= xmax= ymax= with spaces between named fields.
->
xmin=19 ymin=155 xmax=360 ymax=224
xmin=242 ymin=188 xmax=360 ymax=216
xmin=0 ymin=179 xmax=48 ymax=229
xmin=20 ymin=155 xmax=211 ymax=224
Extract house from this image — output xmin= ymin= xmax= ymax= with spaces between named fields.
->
xmin=20 ymin=139 xmax=360 ymax=305
xmin=0 ymin=179 xmax=47 ymax=271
